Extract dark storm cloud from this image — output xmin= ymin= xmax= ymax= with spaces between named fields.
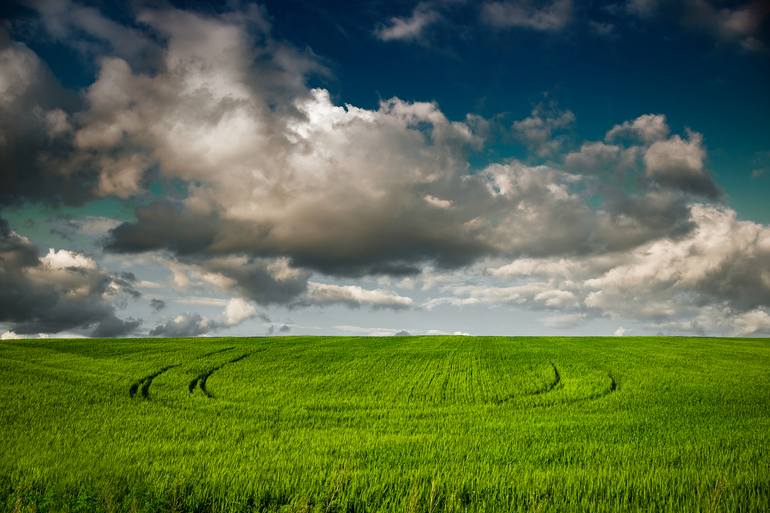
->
xmin=0 ymin=217 xmax=140 ymax=336
xmin=91 ymin=316 xmax=142 ymax=338
xmin=105 ymin=200 xmax=487 ymax=277
xmin=0 ymin=33 xmax=99 ymax=207
xmin=196 ymin=256 xmax=311 ymax=305
xmin=106 ymin=203 xmax=221 ymax=257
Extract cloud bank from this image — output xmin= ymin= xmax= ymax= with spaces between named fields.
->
xmin=0 ymin=1 xmax=768 ymax=337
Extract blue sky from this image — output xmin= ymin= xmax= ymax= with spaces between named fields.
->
xmin=1 ymin=0 xmax=769 ymax=339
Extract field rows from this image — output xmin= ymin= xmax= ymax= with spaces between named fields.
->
xmin=0 ymin=336 xmax=768 ymax=512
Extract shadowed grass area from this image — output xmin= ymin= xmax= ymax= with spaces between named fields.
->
xmin=0 ymin=336 xmax=768 ymax=512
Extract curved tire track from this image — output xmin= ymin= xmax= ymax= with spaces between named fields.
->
xmin=189 ymin=352 xmax=252 ymax=398
xmin=492 ymin=362 xmax=561 ymax=404
xmin=560 ymin=372 xmax=618 ymax=405
xmin=129 ymin=365 xmax=179 ymax=399
xmin=199 ymin=346 xmax=236 ymax=358
xmin=526 ymin=362 xmax=561 ymax=396
xmin=494 ymin=365 xmax=618 ymax=407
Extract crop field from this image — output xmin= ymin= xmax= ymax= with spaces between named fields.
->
xmin=0 ymin=336 xmax=769 ymax=512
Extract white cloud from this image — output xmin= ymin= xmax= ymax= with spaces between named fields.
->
xmin=490 ymin=258 xmax=582 ymax=278
xmin=41 ymin=248 xmax=98 ymax=270
xmin=605 ymin=114 xmax=669 ymax=144
xmin=176 ymin=297 xmax=228 ymax=307
xmin=223 ymin=298 xmax=257 ymax=326
xmin=424 ymin=282 xmax=578 ymax=311
xmin=424 ymin=195 xmax=453 ymax=209
xmin=584 ymin=204 xmax=770 ymax=321
xmin=304 ymin=282 xmax=414 ymax=309
xmin=1 ymin=330 xmax=22 ymax=340
xmin=733 ymin=309 xmax=770 ymax=336
xmin=614 ymin=326 xmax=627 ymax=336
xmin=375 ymin=3 xmax=440 ymax=41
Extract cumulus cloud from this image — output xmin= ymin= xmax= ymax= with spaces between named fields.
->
xmin=7 ymin=3 xmax=712 ymax=283
xmin=564 ymin=141 xmax=639 ymax=175
xmin=223 ymin=298 xmax=258 ymax=326
xmin=375 ymin=3 xmax=441 ymax=41
xmin=584 ymin=205 xmax=770 ymax=314
xmin=643 ymin=130 xmax=719 ymax=198
xmin=150 ymin=297 xmax=260 ymax=337
xmin=149 ymin=313 xmax=211 ymax=337
xmin=733 ymin=309 xmax=770 ymax=336
xmin=422 ymin=200 xmax=770 ymax=336
xmin=567 ymin=114 xmax=719 ymax=200
xmin=605 ymin=114 xmax=669 ymax=144
xmin=0 ymin=217 xmax=141 ymax=336
xmin=2 ymin=1 xmax=768 ymax=337
xmin=512 ymin=104 xmax=575 ymax=157
xmin=481 ymin=0 xmax=573 ymax=31
xmin=41 ymin=248 xmax=98 ymax=270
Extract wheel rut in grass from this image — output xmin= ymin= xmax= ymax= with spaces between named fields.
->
xmin=199 ymin=346 xmax=236 ymax=358
xmin=494 ymin=364 xmax=619 ymax=406
xmin=189 ymin=352 xmax=254 ymax=398
xmin=527 ymin=362 xmax=561 ymax=396
xmin=129 ymin=365 xmax=179 ymax=399
xmin=491 ymin=362 xmax=560 ymax=404
xmin=560 ymin=372 xmax=618 ymax=405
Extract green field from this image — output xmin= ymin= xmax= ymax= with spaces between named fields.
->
xmin=1 ymin=336 xmax=768 ymax=512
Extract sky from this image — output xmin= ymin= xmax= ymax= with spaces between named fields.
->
xmin=1 ymin=0 xmax=769 ymax=339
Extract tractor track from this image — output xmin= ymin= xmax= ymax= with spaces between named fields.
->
xmin=199 ymin=346 xmax=236 ymax=358
xmin=553 ymin=372 xmax=618 ymax=406
xmin=492 ymin=362 xmax=561 ymax=404
xmin=493 ymin=365 xmax=618 ymax=407
xmin=527 ymin=362 xmax=561 ymax=396
xmin=189 ymin=352 xmax=254 ymax=398
xmin=129 ymin=365 xmax=179 ymax=399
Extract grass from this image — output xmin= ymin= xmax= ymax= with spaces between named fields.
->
xmin=0 ymin=335 xmax=768 ymax=512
